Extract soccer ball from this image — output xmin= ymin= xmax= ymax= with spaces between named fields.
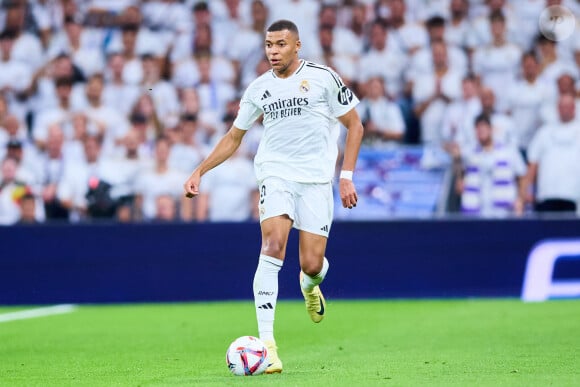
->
xmin=225 ymin=336 xmax=269 ymax=376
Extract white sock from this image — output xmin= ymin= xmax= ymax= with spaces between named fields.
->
xmin=253 ymin=254 xmax=283 ymax=342
xmin=300 ymin=257 xmax=329 ymax=292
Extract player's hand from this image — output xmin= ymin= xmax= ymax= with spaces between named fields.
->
xmin=339 ymin=178 xmax=358 ymax=209
xmin=183 ymin=172 xmax=201 ymax=199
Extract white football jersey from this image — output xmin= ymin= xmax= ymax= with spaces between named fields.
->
xmin=234 ymin=60 xmax=359 ymax=183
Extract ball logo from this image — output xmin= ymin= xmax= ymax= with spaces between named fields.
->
xmin=538 ymin=5 xmax=576 ymax=42
xmin=299 ymin=80 xmax=310 ymax=93
xmin=337 ymin=86 xmax=354 ymax=106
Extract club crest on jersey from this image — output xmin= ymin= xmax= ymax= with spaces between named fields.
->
xmin=299 ymin=80 xmax=310 ymax=93
xmin=338 ymin=85 xmax=354 ymax=106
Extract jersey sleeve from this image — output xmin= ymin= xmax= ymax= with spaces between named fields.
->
xmin=326 ymin=67 xmax=359 ymax=118
xmin=233 ymin=83 xmax=263 ymax=130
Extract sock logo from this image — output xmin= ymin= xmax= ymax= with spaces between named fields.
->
xmin=257 ymin=291 xmax=274 ymax=296
xmin=257 ymin=302 xmax=274 ymax=309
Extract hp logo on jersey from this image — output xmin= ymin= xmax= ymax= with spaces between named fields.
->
xmin=337 ymin=86 xmax=354 ymax=106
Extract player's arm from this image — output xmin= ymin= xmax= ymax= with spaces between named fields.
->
xmin=338 ymin=108 xmax=364 ymax=209
xmin=183 ymin=126 xmax=246 ymax=198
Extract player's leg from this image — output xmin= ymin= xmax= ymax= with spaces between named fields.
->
xmin=294 ymin=182 xmax=333 ymax=323
xmin=254 ymin=215 xmax=292 ymax=341
xmin=253 ymin=177 xmax=295 ymax=374
xmin=299 ymin=231 xmax=329 ymax=323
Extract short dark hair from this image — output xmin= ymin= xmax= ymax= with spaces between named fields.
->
xmin=426 ymin=16 xmax=446 ymax=29
xmin=267 ymin=20 xmax=299 ymax=37
xmin=193 ymin=1 xmax=209 ymax=12
xmin=474 ymin=113 xmax=491 ymax=126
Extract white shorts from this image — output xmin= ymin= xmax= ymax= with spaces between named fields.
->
xmin=258 ymin=176 xmax=333 ymax=237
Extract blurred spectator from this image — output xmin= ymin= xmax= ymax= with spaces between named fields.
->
xmin=507 ymin=52 xmax=546 ymax=156
xmin=357 ymin=19 xmax=407 ymax=100
xmin=46 ymin=15 xmax=105 ymax=78
xmin=441 ymin=74 xmax=482 ymax=156
xmin=141 ymin=0 xmax=191 ymax=49
xmin=167 ymin=113 xmax=207 ymax=176
xmin=472 ymin=11 xmax=522 ymax=113
xmin=310 ymin=26 xmax=356 ymax=87
xmin=196 ymin=148 xmax=258 ymax=222
xmin=38 ymin=124 xmax=68 ymax=220
xmin=29 ymin=0 xmax=65 ymax=50
xmin=140 ymin=53 xmax=180 ymax=119
xmin=452 ymin=87 xmax=517 ymax=153
xmin=316 ymin=4 xmax=362 ymax=58
xmin=408 ymin=16 xmax=468 ymax=82
xmin=2 ymin=135 xmax=40 ymax=185
xmin=102 ymin=52 xmax=140 ymax=115
xmin=228 ymin=0 xmax=269 ymax=89
xmin=1 ymin=2 xmax=44 ymax=71
xmin=540 ymin=73 xmax=580 ymax=126
xmin=32 ymin=76 xmax=75 ymax=148
xmin=190 ymin=54 xmax=236 ymax=121
xmin=16 ymin=191 xmax=41 ymax=224
xmin=130 ymin=93 xmax=163 ymax=145
xmin=386 ymin=0 xmax=429 ymax=56
xmin=75 ymin=73 xmax=130 ymax=157
xmin=536 ymin=34 xmax=579 ymax=96
xmin=356 ymin=77 xmax=405 ymax=145
xmin=413 ymin=40 xmax=462 ymax=146
xmin=525 ymin=94 xmax=580 ymax=213
xmin=153 ymin=193 xmax=178 ymax=222
xmin=455 ymin=113 xmax=526 ymax=217
xmin=468 ymin=0 xmax=518 ymax=51
xmin=0 ymin=156 xmax=28 ymax=225
xmin=445 ymin=0 xmax=471 ymax=50
xmin=134 ymin=136 xmax=188 ymax=221
xmin=0 ymin=29 xmax=34 ymax=122
xmin=170 ymin=1 xmax=228 ymax=63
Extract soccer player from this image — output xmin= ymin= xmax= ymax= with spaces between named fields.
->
xmin=183 ymin=19 xmax=364 ymax=374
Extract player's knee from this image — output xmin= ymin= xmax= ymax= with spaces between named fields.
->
xmin=301 ymin=259 xmax=323 ymax=277
xmin=261 ymin=238 xmax=286 ymax=258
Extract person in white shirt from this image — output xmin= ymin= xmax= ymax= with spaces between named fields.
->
xmin=356 ymin=76 xmax=405 ymax=145
xmin=46 ymin=15 xmax=105 ymax=78
xmin=445 ymin=0 xmax=471 ymax=50
xmin=357 ymin=19 xmax=408 ymax=100
xmin=540 ymin=73 xmax=580 ymax=125
xmin=386 ymin=0 xmax=429 ymax=56
xmin=408 ymin=16 xmax=468 ymax=82
xmin=183 ymin=20 xmax=363 ymax=374
xmin=134 ymin=136 xmax=188 ymax=221
xmin=441 ymin=74 xmax=482 ymax=157
xmin=413 ymin=40 xmax=462 ymax=146
xmin=0 ymin=29 xmax=34 ymax=123
xmin=196 ymin=148 xmax=259 ymax=222
xmin=507 ymin=52 xmax=547 ymax=155
xmin=526 ymin=93 xmax=580 ymax=213
xmin=472 ymin=10 xmax=522 ymax=113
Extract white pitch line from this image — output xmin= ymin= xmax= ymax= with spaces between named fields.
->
xmin=0 ymin=304 xmax=76 ymax=323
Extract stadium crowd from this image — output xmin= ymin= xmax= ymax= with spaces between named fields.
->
xmin=0 ymin=0 xmax=579 ymax=224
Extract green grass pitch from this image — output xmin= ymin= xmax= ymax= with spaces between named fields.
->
xmin=1 ymin=299 xmax=579 ymax=386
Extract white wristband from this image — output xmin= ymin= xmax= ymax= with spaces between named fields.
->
xmin=339 ymin=170 xmax=353 ymax=180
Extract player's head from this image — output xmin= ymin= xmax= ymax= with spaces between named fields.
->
xmin=265 ymin=20 xmax=301 ymax=75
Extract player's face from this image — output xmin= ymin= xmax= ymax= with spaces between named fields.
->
xmin=265 ymin=30 xmax=301 ymax=76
